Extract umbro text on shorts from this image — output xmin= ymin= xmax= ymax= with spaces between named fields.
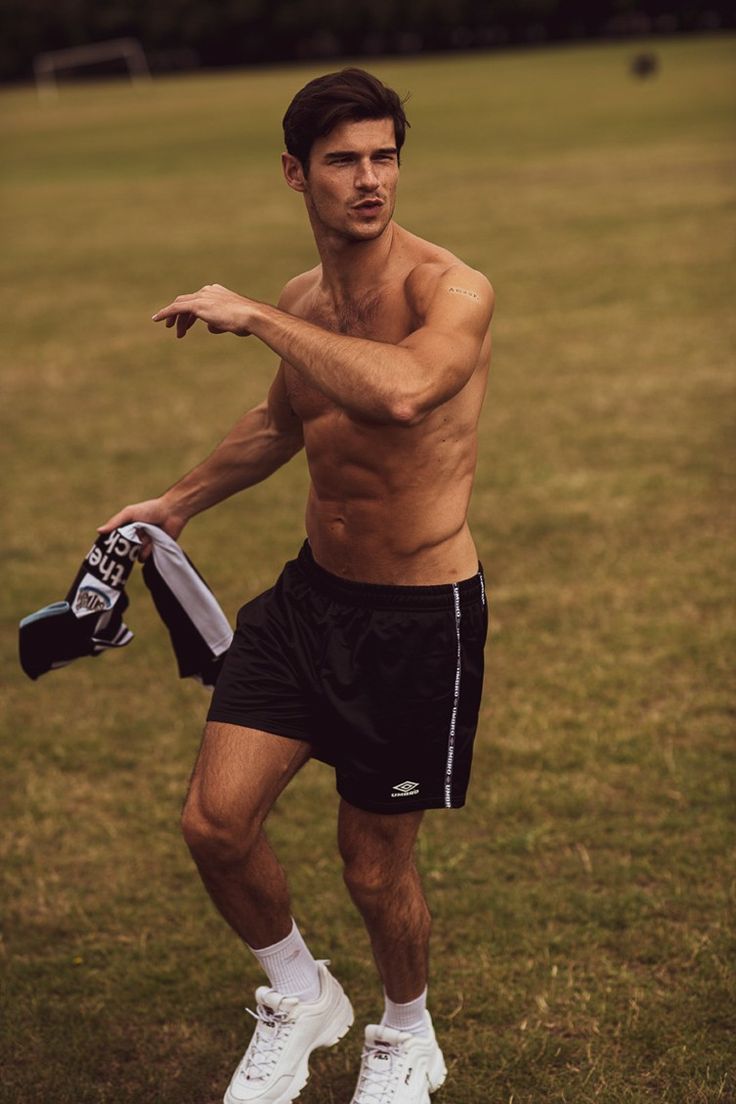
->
xmin=207 ymin=542 xmax=488 ymax=814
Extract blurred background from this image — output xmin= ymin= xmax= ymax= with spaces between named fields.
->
xmin=0 ymin=0 xmax=734 ymax=84
xmin=1 ymin=4 xmax=734 ymax=1104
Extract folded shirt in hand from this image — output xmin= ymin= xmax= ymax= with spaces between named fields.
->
xmin=19 ymin=524 xmax=233 ymax=689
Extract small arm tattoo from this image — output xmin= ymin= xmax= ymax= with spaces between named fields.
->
xmin=448 ymin=286 xmax=481 ymax=302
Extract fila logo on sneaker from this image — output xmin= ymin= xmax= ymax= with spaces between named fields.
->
xmin=391 ymin=780 xmax=420 ymax=797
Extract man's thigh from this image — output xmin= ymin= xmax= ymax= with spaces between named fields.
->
xmin=185 ymin=722 xmax=313 ymax=828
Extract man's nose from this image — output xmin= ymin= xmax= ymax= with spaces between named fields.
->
xmin=355 ymin=159 xmax=379 ymax=189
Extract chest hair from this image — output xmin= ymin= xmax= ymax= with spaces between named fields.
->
xmin=311 ymin=291 xmax=382 ymax=338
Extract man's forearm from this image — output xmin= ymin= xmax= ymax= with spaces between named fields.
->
xmin=152 ymin=281 xmax=484 ymax=424
xmin=246 ymin=302 xmax=420 ymax=424
xmin=165 ymin=402 xmax=302 ymax=521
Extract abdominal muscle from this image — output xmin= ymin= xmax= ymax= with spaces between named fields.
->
xmin=301 ymin=410 xmax=481 ymax=585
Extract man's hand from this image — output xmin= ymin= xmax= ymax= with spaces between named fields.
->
xmin=98 ymin=497 xmax=188 ymax=559
xmin=152 ymin=283 xmax=253 ymax=339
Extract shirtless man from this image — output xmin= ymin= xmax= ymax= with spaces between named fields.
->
xmin=102 ymin=68 xmax=493 ymax=1104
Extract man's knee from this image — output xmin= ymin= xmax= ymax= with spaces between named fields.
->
xmin=339 ymin=808 xmax=424 ymax=899
xmin=343 ymin=853 xmax=431 ymax=940
xmin=180 ymin=721 xmax=304 ymax=866
xmin=180 ymin=790 xmax=259 ymax=866
xmin=342 ymin=849 xmax=414 ymax=901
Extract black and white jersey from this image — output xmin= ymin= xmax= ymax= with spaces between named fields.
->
xmin=122 ymin=522 xmax=232 ymax=689
xmin=19 ymin=524 xmax=232 ymax=689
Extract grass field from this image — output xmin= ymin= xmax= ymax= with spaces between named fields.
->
xmin=1 ymin=34 xmax=735 ymax=1104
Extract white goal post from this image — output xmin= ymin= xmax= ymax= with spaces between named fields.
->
xmin=34 ymin=38 xmax=151 ymax=101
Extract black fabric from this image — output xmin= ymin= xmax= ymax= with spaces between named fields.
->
xmin=19 ymin=525 xmax=231 ymax=688
xmin=18 ymin=592 xmax=132 ymax=680
xmin=208 ymin=542 xmax=488 ymax=813
xmin=142 ymin=556 xmax=226 ymax=688
xmin=19 ymin=530 xmax=138 ymax=680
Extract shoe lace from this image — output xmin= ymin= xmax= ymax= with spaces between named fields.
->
xmin=240 ymin=1002 xmax=295 ymax=1081
xmin=354 ymin=1040 xmax=405 ymax=1103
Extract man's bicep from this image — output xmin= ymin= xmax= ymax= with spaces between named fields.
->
xmin=400 ymin=267 xmax=494 ymax=383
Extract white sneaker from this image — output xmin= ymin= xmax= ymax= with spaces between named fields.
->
xmin=223 ymin=960 xmax=353 ymax=1104
xmin=349 ymin=1014 xmax=447 ymax=1104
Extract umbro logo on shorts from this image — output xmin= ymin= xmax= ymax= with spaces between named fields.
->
xmin=391 ymin=780 xmax=420 ymax=797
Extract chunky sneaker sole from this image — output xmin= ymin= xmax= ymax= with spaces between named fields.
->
xmin=427 ymin=1042 xmax=448 ymax=1093
xmin=224 ymin=960 xmax=353 ymax=1104
xmin=349 ymin=1012 xmax=447 ymax=1104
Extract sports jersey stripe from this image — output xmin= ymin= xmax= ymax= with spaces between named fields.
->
xmin=444 ymin=583 xmax=463 ymax=808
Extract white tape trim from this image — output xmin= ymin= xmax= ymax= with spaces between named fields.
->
xmin=445 ymin=584 xmax=462 ymax=808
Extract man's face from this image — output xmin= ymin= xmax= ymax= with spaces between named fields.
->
xmin=284 ymin=117 xmax=400 ymax=242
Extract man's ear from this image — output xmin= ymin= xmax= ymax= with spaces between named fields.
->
xmin=282 ymin=152 xmax=307 ymax=192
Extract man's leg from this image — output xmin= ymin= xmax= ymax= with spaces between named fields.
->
xmin=183 ymin=723 xmax=354 ymax=1103
xmin=338 ymin=800 xmax=429 ymax=1004
xmin=181 ymin=721 xmax=311 ymax=948
xmin=340 ymin=801 xmax=446 ymax=1103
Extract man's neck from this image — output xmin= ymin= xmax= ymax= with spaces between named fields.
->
xmin=314 ymin=222 xmax=398 ymax=304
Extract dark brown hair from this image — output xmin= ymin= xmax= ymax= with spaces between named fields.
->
xmin=282 ymin=67 xmax=409 ymax=172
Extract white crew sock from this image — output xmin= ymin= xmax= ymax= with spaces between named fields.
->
xmin=381 ymin=987 xmax=430 ymax=1036
xmin=247 ymin=919 xmax=321 ymax=1004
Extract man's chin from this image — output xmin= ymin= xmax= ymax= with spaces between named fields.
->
xmin=344 ymin=218 xmax=391 ymax=242
xmin=312 ymin=207 xmax=393 ymax=244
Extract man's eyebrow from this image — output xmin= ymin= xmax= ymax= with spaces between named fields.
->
xmin=323 ymin=146 xmax=398 ymax=159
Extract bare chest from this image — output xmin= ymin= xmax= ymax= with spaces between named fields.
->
xmin=284 ymin=288 xmax=417 ymax=422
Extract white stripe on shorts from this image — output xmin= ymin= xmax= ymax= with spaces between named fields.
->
xmin=444 ymin=583 xmax=463 ymax=808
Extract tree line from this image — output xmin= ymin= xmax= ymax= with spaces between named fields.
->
xmin=1 ymin=0 xmax=732 ymax=83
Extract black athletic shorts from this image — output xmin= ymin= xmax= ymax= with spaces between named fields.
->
xmin=207 ymin=542 xmax=488 ymax=814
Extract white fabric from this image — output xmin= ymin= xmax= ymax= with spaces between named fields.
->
xmin=224 ymin=961 xmax=353 ymax=1104
xmin=119 ymin=522 xmax=232 ymax=655
xmin=248 ymin=919 xmax=321 ymax=1004
xmin=350 ymin=1016 xmax=447 ymax=1104
xmin=381 ymin=987 xmax=429 ymax=1036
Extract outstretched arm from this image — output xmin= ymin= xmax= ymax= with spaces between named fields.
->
xmin=152 ymin=266 xmax=494 ymax=425
xmin=99 ymin=363 xmax=303 ymax=539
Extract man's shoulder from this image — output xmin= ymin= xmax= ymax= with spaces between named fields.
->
xmin=277 ymin=266 xmax=321 ymax=313
xmin=396 ymin=224 xmax=489 ymax=282
xmin=400 ymin=236 xmax=493 ymax=321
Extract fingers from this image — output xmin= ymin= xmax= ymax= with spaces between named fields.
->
xmin=152 ymin=285 xmax=239 ymax=338
xmin=161 ymin=311 xmax=198 ymax=338
xmin=97 ymin=514 xmax=154 ymax=559
xmin=152 ymin=293 xmax=199 ymax=324
xmin=153 ymin=285 xmax=223 ymax=320
xmin=137 ymin=534 xmax=154 ymax=561
xmin=97 ymin=509 xmax=133 ymax=533
xmin=154 ymin=292 xmax=203 ymax=340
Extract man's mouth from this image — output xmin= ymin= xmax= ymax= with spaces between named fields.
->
xmin=353 ymin=198 xmax=383 ymax=210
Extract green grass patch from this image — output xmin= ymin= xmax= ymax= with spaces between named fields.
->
xmin=2 ymin=35 xmax=734 ymax=1103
